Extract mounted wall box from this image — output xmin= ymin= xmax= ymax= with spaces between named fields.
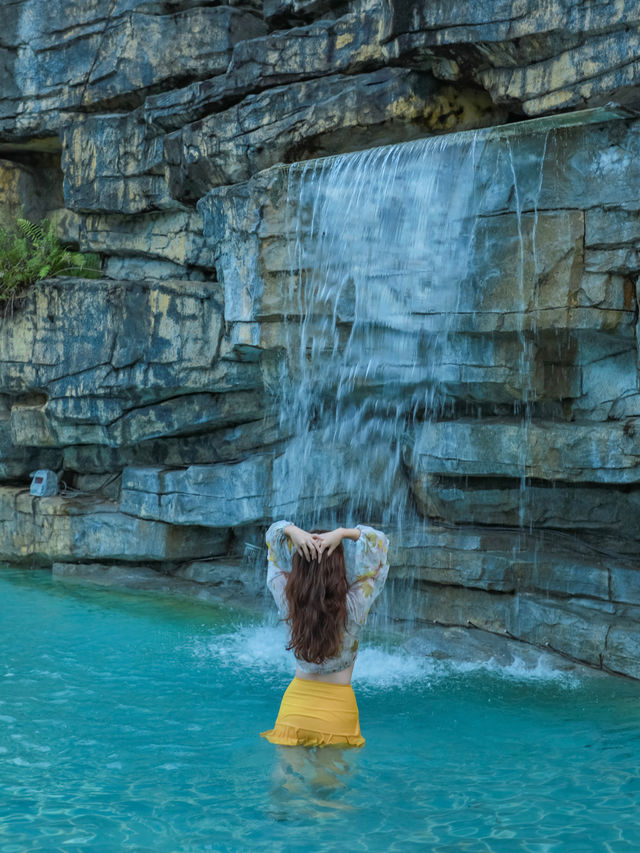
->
xmin=29 ymin=470 xmax=59 ymax=497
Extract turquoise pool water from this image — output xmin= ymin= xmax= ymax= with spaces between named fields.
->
xmin=2 ymin=567 xmax=640 ymax=852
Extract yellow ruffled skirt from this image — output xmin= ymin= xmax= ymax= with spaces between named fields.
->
xmin=261 ymin=677 xmax=366 ymax=748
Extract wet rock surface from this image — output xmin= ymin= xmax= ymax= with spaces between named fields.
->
xmin=400 ymin=624 xmax=609 ymax=680
xmin=119 ymin=459 xmax=271 ymax=527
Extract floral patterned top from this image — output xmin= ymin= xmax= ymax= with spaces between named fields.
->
xmin=265 ymin=520 xmax=390 ymax=674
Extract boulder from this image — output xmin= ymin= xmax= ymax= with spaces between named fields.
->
xmin=198 ymin=165 xmax=289 ymax=349
xmin=603 ymin=623 xmax=640 ymax=679
xmin=383 ymin=521 xmax=633 ymax=672
xmin=392 ymin=582 xmax=515 ymax=635
xmin=0 ymin=398 xmax=62 ymax=479
xmin=52 ymin=556 xmax=264 ymax=608
xmin=509 ymin=595 xmax=612 ymax=666
xmin=61 ymin=114 xmax=178 ymax=214
xmin=610 ymin=566 xmax=640 ymax=605
xmin=402 ymin=624 xmax=599 ymax=675
xmin=52 ymin=207 xmax=216 ymax=280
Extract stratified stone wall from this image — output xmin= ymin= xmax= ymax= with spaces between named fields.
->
xmin=2 ymin=1 xmax=640 ymax=677
xmin=195 ymin=114 xmax=640 ymax=679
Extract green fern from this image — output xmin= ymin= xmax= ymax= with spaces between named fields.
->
xmin=0 ymin=217 xmax=101 ymax=306
xmin=16 ymin=218 xmax=45 ymax=243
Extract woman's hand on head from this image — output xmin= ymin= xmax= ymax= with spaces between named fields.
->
xmin=284 ymin=525 xmax=320 ymax=562
xmin=314 ymin=528 xmax=344 ymax=559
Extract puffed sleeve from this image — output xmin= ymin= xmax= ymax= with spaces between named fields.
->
xmin=347 ymin=525 xmax=390 ymax=626
xmin=265 ymin=520 xmax=295 ymax=617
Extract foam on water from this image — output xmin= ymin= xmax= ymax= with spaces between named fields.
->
xmin=187 ymin=622 xmax=581 ymax=689
xmin=450 ymin=654 xmax=581 ymax=687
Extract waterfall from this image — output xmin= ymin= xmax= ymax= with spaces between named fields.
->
xmin=277 ymin=131 xmax=488 ymax=529
xmin=275 ymin=123 xmax=555 ymax=529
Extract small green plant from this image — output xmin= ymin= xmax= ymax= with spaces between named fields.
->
xmin=0 ymin=217 xmax=101 ymax=307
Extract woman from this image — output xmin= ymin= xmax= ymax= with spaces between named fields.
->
xmin=260 ymin=520 xmax=389 ymax=748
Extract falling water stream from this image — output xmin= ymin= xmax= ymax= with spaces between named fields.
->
xmin=276 ymin=124 xmax=559 ymax=535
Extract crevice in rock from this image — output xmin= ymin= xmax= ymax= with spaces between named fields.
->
xmin=414 ymin=578 xmax=515 ymax=597
xmin=66 ymin=70 xmax=232 ymax=116
xmin=265 ymin=0 xmax=350 ymax=31
xmin=10 ymin=391 xmax=49 ymax=407
xmin=416 ymin=517 xmax=640 ymax=562
xmin=76 ymin=0 xmax=120 ymax=110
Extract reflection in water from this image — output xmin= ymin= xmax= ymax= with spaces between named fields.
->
xmin=269 ymin=746 xmax=358 ymax=820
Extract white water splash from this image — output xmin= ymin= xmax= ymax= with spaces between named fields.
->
xmin=450 ymin=654 xmax=581 ymax=687
xmin=186 ymin=624 xmax=581 ymax=689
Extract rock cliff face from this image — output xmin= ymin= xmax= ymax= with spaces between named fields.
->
xmin=2 ymin=0 xmax=640 ymax=677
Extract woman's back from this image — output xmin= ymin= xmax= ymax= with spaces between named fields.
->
xmin=261 ymin=520 xmax=390 ymax=748
xmin=265 ymin=521 xmax=390 ymax=676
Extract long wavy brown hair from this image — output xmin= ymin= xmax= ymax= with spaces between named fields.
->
xmin=285 ymin=541 xmax=349 ymax=664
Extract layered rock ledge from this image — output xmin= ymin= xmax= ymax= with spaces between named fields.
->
xmin=2 ymin=0 xmax=640 ymax=679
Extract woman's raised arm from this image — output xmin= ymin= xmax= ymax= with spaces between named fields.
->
xmin=315 ymin=527 xmax=361 ymax=559
xmin=348 ymin=525 xmax=390 ymax=624
xmin=265 ymin=520 xmax=294 ymax=614
xmin=283 ymin=524 xmax=321 ymax=561
xmin=265 ymin=520 xmax=321 ymax=615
